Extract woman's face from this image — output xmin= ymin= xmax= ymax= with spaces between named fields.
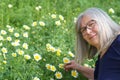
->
xmin=80 ymin=15 xmax=100 ymax=49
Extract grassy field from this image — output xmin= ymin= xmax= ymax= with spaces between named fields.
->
xmin=0 ymin=0 xmax=120 ymax=80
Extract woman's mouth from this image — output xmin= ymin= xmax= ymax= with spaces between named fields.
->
xmin=89 ymin=34 xmax=97 ymax=40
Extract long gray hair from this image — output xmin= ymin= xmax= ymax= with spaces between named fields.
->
xmin=75 ymin=7 xmax=120 ymax=64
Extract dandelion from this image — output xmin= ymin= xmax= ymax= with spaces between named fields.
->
xmin=59 ymin=15 xmax=64 ymax=20
xmin=23 ymin=25 xmax=30 ymax=30
xmin=11 ymin=39 xmax=20 ymax=46
xmin=63 ymin=20 xmax=66 ymax=24
xmin=39 ymin=21 xmax=45 ymax=26
xmin=51 ymin=14 xmax=56 ymax=19
xmin=6 ymin=25 xmax=11 ymax=28
xmin=68 ymin=51 xmax=75 ymax=57
xmin=87 ymin=59 xmax=93 ymax=62
xmin=1 ymin=47 xmax=7 ymax=53
xmin=46 ymin=43 xmax=51 ymax=48
xmin=15 ymin=39 xmax=20 ymax=43
xmin=46 ymin=44 xmax=56 ymax=52
xmin=8 ymin=28 xmax=14 ymax=33
xmin=22 ymin=43 xmax=28 ymax=49
xmin=18 ymin=50 xmax=24 ymax=55
xmin=55 ymin=72 xmax=62 ymax=79
xmin=83 ymin=63 xmax=91 ymax=67
xmin=50 ymin=78 xmax=54 ymax=80
xmin=23 ymin=32 xmax=28 ymax=38
xmin=50 ymin=65 xmax=56 ymax=72
xmin=109 ymin=8 xmax=115 ymax=14
xmin=33 ymin=77 xmax=40 ymax=80
xmin=24 ymin=54 xmax=31 ymax=60
xmin=16 ymin=49 xmax=24 ymax=55
xmin=3 ymin=53 xmax=7 ymax=59
xmin=1 ymin=30 xmax=7 ymax=35
xmin=65 ymin=29 xmax=68 ymax=32
xmin=46 ymin=64 xmax=56 ymax=72
xmin=33 ymin=53 xmax=42 ymax=61
xmin=11 ymin=53 xmax=17 ymax=57
xmin=71 ymin=70 xmax=78 ymax=78
xmin=35 ymin=7 xmax=39 ymax=11
xmin=56 ymin=48 xmax=61 ymax=56
xmin=32 ymin=21 xmax=37 ymax=26
xmin=46 ymin=43 xmax=52 ymax=52
xmin=46 ymin=64 xmax=51 ymax=70
xmin=55 ymin=20 xmax=61 ymax=26
xmin=6 ymin=37 xmax=12 ymax=41
xmin=0 ymin=43 xmax=3 ymax=46
xmin=35 ymin=7 xmax=40 ymax=11
xmin=43 ymin=58 xmax=46 ymax=61
xmin=46 ymin=47 xmax=50 ymax=52
xmin=11 ymin=42 xmax=20 ymax=47
xmin=63 ymin=57 xmax=70 ymax=64
xmin=50 ymin=46 xmax=56 ymax=52
xmin=8 ymin=4 xmax=13 ymax=8
xmin=74 ymin=17 xmax=77 ymax=23
xmin=0 ymin=35 xmax=4 ymax=41
xmin=92 ymin=64 xmax=95 ymax=68
xmin=58 ymin=64 xmax=64 ymax=69
xmin=35 ymin=6 xmax=42 ymax=11
xmin=38 ymin=6 xmax=42 ymax=9
xmin=14 ymin=33 xmax=20 ymax=37
xmin=3 ymin=60 xmax=7 ymax=64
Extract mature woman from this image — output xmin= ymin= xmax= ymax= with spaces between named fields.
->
xmin=64 ymin=8 xmax=120 ymax=80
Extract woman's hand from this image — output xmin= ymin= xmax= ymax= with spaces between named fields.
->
xmin=64 ymin=60 xmax=80 ymax=71
xmin=64 ymin=60 xmax=94 ymax=79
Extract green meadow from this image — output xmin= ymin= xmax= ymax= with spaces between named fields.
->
xmin=0 ymin=0 xmax=120 ymax=80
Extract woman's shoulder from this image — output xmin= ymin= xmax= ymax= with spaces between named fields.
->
xmin=114 ymin=31 xmax=120 ymax=41
xmin=108 ymin=32 xmax=120 ymax=51
xmin=112 ymin=32 xmax=120 ymax=48
xmin=116 ymin=32 xmax=120 ymax=40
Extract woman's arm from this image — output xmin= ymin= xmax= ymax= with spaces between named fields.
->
xmin=77 ymin=65 xmax=94 ymax=80
xmin=64 ymin=60 xmax=94 ymax=80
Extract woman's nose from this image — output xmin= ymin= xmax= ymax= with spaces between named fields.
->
xmin=85 ymin=28 xmax=92 ymax=34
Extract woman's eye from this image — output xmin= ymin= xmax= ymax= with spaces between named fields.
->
xmin=80 ymin=28 xmax=85 ymax=32
xmin=89 ymin=22 xmax=95 ymax=27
